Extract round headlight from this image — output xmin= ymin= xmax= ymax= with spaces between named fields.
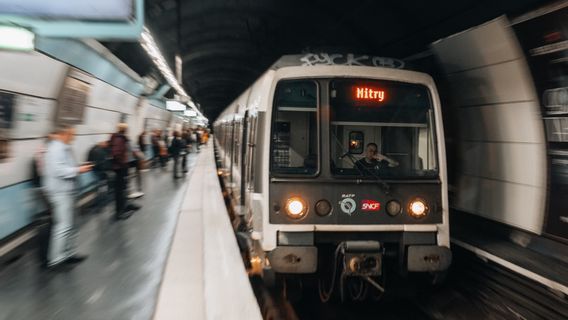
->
xmin=315 ymin=199 xmax=332 ymax=216
xmin=408 ymin=198 xmax=428 ymax=218
xmin=285 ymin=197 xmax=308 ymax=219
xmin=386 ymin=200 xmax=402 ymax=216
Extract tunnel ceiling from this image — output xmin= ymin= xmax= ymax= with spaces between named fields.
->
xmin=106 ymin=0 xmax=551 ymax=121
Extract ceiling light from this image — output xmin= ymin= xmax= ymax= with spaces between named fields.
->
xmin=140 ymin=26 xmax=208 ymax=121
xmin=0 ymin=25 xmax=34 ymax=51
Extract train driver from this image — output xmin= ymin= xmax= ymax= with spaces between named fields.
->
xmin=354 ymin=142 xmax=399 ymax=174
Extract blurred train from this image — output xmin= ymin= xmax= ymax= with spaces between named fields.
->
xmin=214 ymin=54 xmax=452 ymax=300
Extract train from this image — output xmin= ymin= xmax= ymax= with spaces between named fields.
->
xmin=214 ymin=54 xmax=452 ymax=300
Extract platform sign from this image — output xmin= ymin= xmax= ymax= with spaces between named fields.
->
xmin=0 ymin=0 xmax=143 ymax=40
xmin=513 ymin=3 xmax=568 ymax=241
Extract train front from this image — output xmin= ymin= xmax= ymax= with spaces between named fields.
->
xmin=262 ymin=69 xmax=451 ymax=296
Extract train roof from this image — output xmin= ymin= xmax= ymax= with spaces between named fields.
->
xmin=270 ymin=53 xmax=406 ymax=70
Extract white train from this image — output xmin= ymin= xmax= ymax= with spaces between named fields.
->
xmin=214 ymin=54 xmax=451 ymax=300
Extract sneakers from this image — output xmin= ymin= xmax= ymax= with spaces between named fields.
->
xmin=125 ymin=203 xmax=141 ymax=211
xmin=128 ymin=191 xmax=144 ymax=199
xmin=45 ymin=254 xmax=88 ymax=271
xmin=65 ymin=254 xmax=88 ymax=264
xmin=116 ymin=210 xmax=134 ymax=220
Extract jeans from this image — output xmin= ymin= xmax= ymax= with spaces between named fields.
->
xmin=129 ymin=160 xmax=143 ymax=192
xmin=182 ymin=152 xmax=188 ymax=172
xmin=47 ymin=192 xmax=77 ymax=266
xmin=114 ymin=168 xmax=128 ymax=216
xmin=172 ymin=155 xmax=179 ymax=178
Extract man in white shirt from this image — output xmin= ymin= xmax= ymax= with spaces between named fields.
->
xmin=42 ymin=124 xmax=92 ymax=269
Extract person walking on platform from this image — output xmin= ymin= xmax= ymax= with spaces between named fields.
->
xmin=109 ymin=123 xmax=140 ymax=220
xmin=190 ymin=129 xmax=198 ymax=153
xmin=42 ymin=124 xmax=92 ymax=269
xmin=169 ymin=131 xmax=184 ymax=179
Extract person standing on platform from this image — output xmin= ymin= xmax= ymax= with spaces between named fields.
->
xmin=169 ymin=131 xmax=184 ymax=179
xmin=190 ymin=129 xmax=198 ymax=153
xmin=109 ymin=123 xmax=140 ymax=220
xmin=181 ymin=130 xmax=190 ymax=173
xmin=195 ymin=129 xmax=202 ymax=152
xmin=42 ymin=124 xmax=92 ymax=269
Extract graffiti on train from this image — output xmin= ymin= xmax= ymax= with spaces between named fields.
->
xmin=300 ymin=53 xmax=405 ymax=69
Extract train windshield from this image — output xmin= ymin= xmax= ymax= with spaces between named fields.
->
xmin=271 ymin=80 xmax=319 ymax=175
xmin=330 ymin=79 xmax=438 ymax=178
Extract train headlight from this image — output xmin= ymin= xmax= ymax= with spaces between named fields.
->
xmin=408 ymin=198 xmax=428 ymax=218
xmin=386 ymin=200 xmax=402 ymax=216
xmin=285 ymin=197 xmax=308 ymax=219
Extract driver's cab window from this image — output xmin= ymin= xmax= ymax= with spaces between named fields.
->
xmin=330 ymin=79 xmax=438 ymax=178
xmin=271 ymin=80 xmax=318 ymax=175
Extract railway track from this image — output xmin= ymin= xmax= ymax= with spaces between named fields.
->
xmin=249 ymin=247 xmax=568 ymax=320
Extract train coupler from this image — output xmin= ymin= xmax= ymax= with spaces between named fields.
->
xmin=341 ymin=241 xmax=383 ymax=277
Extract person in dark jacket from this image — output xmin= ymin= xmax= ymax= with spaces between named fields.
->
xmin=169 ymin=131 xmax=184 ymax=179
xmin=87 ymin=140 xmax=111 ymax=208
xmin=109 ymin=123 xmax=140 ymax=219
xmin=181 ymin=130 xmax=190 ymax=173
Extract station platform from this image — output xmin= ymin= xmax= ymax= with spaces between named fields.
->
xmin=153 ymin=143 xmax=261 ymax=319
xmin=0 ymin=143 xmax=261 ymax=320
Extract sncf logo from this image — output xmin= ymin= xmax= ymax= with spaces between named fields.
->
xmin=361 ymin=200 xmax=381 ymax=212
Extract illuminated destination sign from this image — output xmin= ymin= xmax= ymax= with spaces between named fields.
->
xmin=353 ymin=86 xmax=386 ymax=102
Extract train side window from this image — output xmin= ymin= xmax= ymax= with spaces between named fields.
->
xmin=270 ymin=80 xmax=318 ymax=175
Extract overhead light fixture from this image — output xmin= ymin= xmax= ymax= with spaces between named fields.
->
xmin=184 ymin=110 xmax=197 ymax=117
xmin=0 ymin=25 xmax=34 ymax=51
xmin=166 ymin=100 xmax=186 ymax=111
xmin=140 ymin=26 xmax=208 ymax=121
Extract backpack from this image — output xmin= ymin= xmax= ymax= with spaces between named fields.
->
xmin=31 ymin=158 xmax=41 ymax=188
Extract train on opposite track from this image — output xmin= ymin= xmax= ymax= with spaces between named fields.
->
xmin=214 ymin=53 xmax=452 ymax=301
